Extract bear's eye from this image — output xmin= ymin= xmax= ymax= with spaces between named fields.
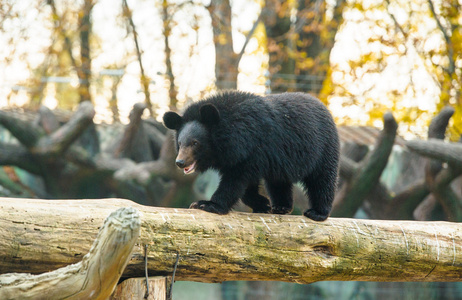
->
xmin=192 ymin=141 xmax=199 ymax=147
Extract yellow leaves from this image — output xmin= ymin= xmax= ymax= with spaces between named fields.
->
xmin=245 ymin=22 xmax=267 ymax=56
xmin=451 ymin=26 xmax=462 ymax=54
xmin=297 ymin=57 xmax=315 ymax=69
xmin=449 ymin=106 xmax=462 ymax=141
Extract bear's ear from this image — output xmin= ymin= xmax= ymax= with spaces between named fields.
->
xmin=200 ymin=104 xmax=220 ymax=126
xmin=163 ymin=111 xmax=183 ymax=130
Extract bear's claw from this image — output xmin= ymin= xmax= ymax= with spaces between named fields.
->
xmin=189 ymin=200 xmax=229 ymax=214
xmin=271 ymin=206 xmax=293 ymax=214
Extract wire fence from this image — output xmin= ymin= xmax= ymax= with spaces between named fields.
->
xmin=266 ymin=73 xmax=324 ymax=94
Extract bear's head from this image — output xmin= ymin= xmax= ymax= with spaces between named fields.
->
xmin=163 ymin=104 xmax=220 ymax=174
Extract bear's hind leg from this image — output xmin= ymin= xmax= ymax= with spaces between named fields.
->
xmin=265 ymin=180 xmax=293 ymax=214
xmin=302 ymin=171 xmax=336 ymax=221
xmin=241 ymin=183 xmax=272 ymax=213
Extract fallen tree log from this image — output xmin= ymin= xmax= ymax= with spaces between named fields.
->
xmin=0 ymin=207 xmax=140 ymax=299
xmin=0 ymin=197 xmax=462 ymax=284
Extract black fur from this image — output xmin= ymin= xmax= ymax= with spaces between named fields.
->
xmin=163 ymin=91 xmax=340 ymax=221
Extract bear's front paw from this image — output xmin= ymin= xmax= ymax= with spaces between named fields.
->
xmin=303 ymin=208 xmax=329 ymax=221
xmin=271 ymin=206 xmax=293 ymax=214
xmin=189 ymin=201 xmax=230 ymax=214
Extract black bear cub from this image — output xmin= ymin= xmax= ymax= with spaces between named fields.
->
xmin=163 ymin=91 xmax=339 ymax=221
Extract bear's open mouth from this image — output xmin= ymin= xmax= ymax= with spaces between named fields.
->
xmin=184 ymin=161 xmax=197 ymax=174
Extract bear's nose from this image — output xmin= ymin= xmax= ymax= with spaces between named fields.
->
xmin=176 ymin=159 xmax=185 ymax=168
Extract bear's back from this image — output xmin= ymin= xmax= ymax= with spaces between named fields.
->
xmin=181 ymin=91 xmax=338 ymax=181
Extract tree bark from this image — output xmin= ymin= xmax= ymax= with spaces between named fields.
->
xmin=110 ymin=277 xmax=168 ymax=300
xmin=0 ymin=207 xmax=140 ymax=300
xmin=332 ymin=112 xmax=398 ymax=217
xmin=208 ymin=0 xmax=237 ymax=90
xmin=1 ymin=198 xmax=462 ymax=284
xmin=78 ymin=0 xmax=93 ymax=103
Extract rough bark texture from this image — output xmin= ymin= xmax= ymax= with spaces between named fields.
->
xmin=1 ymin=198 xmax=462 ymax=284
xmin=110 ymin=277 xmax=168 ymax=300
xmin=0 ymin=207 xmax=141 ymax=300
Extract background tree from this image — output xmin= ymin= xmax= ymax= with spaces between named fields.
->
xmin=263 ymin=0 xmax=347 ymax=96
xmin=122 ymin=0 xmax=153 ymax=115
xmin=47 ymin=0 xmax=95 ymax=105
xmin=329 ymin=0 xmax=461 ymax=139
xmin=162 ymin=0 xmax=178 ymax=109
xmin=207 ymin=0 xmax=262 ymax=90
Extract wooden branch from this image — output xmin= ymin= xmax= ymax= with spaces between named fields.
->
xmin=236 ymin=12 xmax=263 ymax=64
xmin=425 ymin=106 xmax=454 ymax=183
xmin=432 ymin=167 xmax=462 ymax=221
xmin=36 ymin=106 xmax=60 ymax=134
xmin=114 ymin=160 xmax=169 ymax=185
xmin=143 ymin=120 xmax=167 ymax=160
xmin=113 ymin=103 xmax=153 ymax=162
xmin=386 ymin=180 xmax=430 ymax=220
xmin=363 ymin=183 xmax=391 ymax=219
xmin=0 ymin=207 xmax=141 ymax=300
xmin=0 ymin=142 xmax=41 ymax=175
xmin=406 ymin=139 xmax=462 ymax=168
xmin=428 ymin=106 xmax=454 ymax=139
xmin=0 ymin=110 xmax=43 ymax=148
xmin=1 ymin=198 xmax=462 ymax=284
xmin=333 ymin=113 xmax=398 ymax=217
xmin=339 ymin=155 xmax=358 ymax=179
xmin=414 ymin=195 xmax=438 ymax=221
xmin=114 ymin=134 xmax=194 ymax=185
xmin=33 ymin=101 xmax=95 ymax=156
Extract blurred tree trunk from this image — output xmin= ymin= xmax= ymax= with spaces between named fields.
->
xmin=46 ymin=0 xmax=94 ymax=105
xmin=77 ymin=0 xmax=93 ymax=103
xmin=207 ymin=0 xmax=263 ymax=90
xmin=122 ymin=0 xmax=153 ymax=115
xmin=295 ymin=0 xmax=346 ymax=95
xmin=162 ymin=0 xmax=178 ymax=109
xmin=109 ymin=75 xmax=122 ymax=123
xmin=264 ymin=0 xmax=346 ymax=96
xmin=263 ymin=0 xmax=296 ymax=93
xmin=208 ymin=0 xmax=238 ymax=90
